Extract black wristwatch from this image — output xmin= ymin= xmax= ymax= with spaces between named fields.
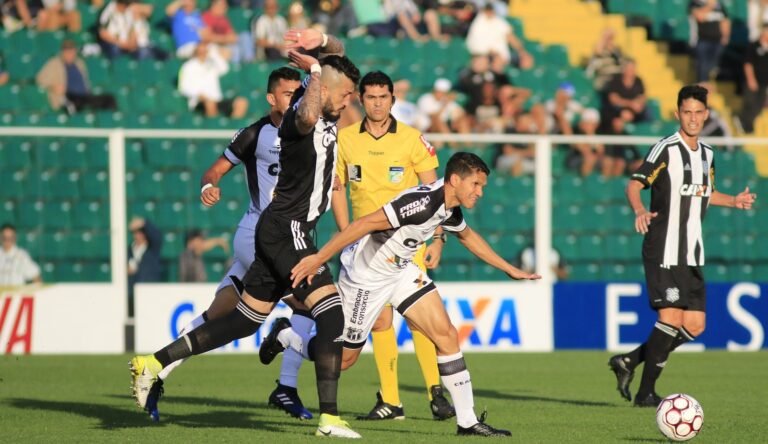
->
xmin=432 ymin=232 xmax=447 ymax=243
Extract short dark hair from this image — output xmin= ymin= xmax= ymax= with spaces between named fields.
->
xmin=1 ymin=223 xmax=15 ymax=232
xmin=321 ymin=55 xmax=361 ymax=86
xmin=185 ymin=229 xmax=203 ymax=245
xmin=267 ymin=66 xmax=301 ymax=93
xmin=677 ymin=84 xmax=708 ymax=108
xmin=359 ymin=71 xmax=393 ymax=95
xmin=445 ymin=152 xmax=490 ymax=181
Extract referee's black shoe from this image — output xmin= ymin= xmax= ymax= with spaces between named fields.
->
xmin=634 ymin=392 xmax=662 ymax=408
xmin=259 ymin=317 xmax=290 ymax=365
xmin=457 ymin=412 xmax=511 ymax=437
xmin=608 ymin=354 xmax=634 ymax=402
xmin=356 ymin=391 xmax=405 ymax=420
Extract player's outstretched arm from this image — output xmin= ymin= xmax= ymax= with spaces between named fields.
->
xmin=284 ymin=28 xmax=345 ymax=56
xmin=711 ymin=187 xmax=756 ymax=209
xmin=456 ymin=227 xmax=541 ymax=280
xmin=290 ymin=209 xmax=392 ymax=287
xmin=200 ymin=156 xmax=235 ymax=207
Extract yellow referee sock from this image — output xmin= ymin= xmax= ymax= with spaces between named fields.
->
xmin=412 ymin=329 xmax=440 ymax=400
xmin=372 ymin=326 xmax=400 ymax=406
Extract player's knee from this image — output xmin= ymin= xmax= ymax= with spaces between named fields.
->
xmin=685 ymin=321 xmax=705 ymax=337
xmin=433 ymin=324 xmax=459 ymax=355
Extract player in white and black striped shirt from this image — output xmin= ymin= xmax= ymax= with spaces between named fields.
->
xmin=609 ymin=85 xmax=756 ymax=407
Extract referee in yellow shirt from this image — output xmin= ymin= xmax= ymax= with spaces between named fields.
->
xmin=332 ymin=71 xmax=455 ymax=420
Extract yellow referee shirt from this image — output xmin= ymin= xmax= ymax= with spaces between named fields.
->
xmin=337 ymin=117 xmax=438 ymax=221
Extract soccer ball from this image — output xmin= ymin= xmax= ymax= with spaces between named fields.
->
xmin=655 ymin=393 xmax=704 ymax=441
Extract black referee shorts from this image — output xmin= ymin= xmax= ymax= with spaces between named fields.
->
xmin=644 ymin=261 xmax=706 ymax=311
xmin=243 ymin=210 xmax=334 ymax=303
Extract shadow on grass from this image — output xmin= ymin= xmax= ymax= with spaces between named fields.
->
xmin=621 ymin=438 xmax=663 ymax=442
xmin=106 ymin=394 xmax=271 ymax=411
xmin=6 ymin=397 xmax=302 ymax=433
xmin=400 ymin=384 xmax=615 ymax=408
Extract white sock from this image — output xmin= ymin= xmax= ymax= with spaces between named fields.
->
xmin=278 ymin=314 xmax=315 ymax=388
xmin=277 ymin=327 xmax=308 ymax=359
xmin=438 ymin=352 xmax=477 ymax=428
xmin=158 ymin=313 xmax=206 ymax=381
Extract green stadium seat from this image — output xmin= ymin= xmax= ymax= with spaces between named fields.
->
xmin=79 ymin=232 xmax=111 ymax=259
xmin=442 ymin=237 xmax=470 ymax=261
xmin=569 ymin=262 xmax=603 ymax=281
xmin=44 ymin=201 xmax=73 ymax=229
xmin=81 ymin=261 xmax=111 ymax=281
xmin=81 ymin=170 xmax=110 ymax=199
xmin=162 ymin=231 xmax=184 ymax=260
xmin=161 ymin=171 xmax=195 ymax=200
xmin=0 ymin=171 xmax=25 ymax=197
xmin=0 ymin=201 xmax=16 ymax=224
xmin=155 ymin=201 xmax=186 ymax=230
xmin=553 ymin=233 xmax=579 ymax=260
xmin=20 ymin=85 xmax=49 ymax=112
xmin=210 ymin=200 xmax=244 ymax=231
xmin=473 ymin=263 xmax=508 ymax=280
xmin=604 ymin=233 xmax=640 ymax=261
xmin=42 ymin=171 xmax=80 ymax=199
xmin=187 ymin=202 xmax=213 ymax=230
xmin=73 ymin=201 xmax=109 ymax=229
xmin=431 ymin=260 xmax=471 ymax=282
xmin=578 ymin=234 xmax=605 ymax=260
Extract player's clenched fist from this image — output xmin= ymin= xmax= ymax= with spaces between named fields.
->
xmin=201 ymin=185 xmax=221 ymax=207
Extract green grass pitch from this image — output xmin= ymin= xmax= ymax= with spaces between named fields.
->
xmin=1 ymin=351 xmax=765 ymax=442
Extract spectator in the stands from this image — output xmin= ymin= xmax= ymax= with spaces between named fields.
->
xmin=599 ymin=111 xmax=641 ymax=177
xmin=495 ymin=112 xmax=539 ymax=176
xmin=0 ymin=54 xmax=8 ymax=86
xmin=2 ymin=0 xmax=81 ymax=32
xmin=287 ymin=1 xmax=310 ymax=29
xmin=466 ymin=3 xmax=533 ymax=70
xmin=128 ymin=217 xmax=162 ymax=316
xmin=312 ymin=0 xmax=359 ymax=35
xmin=473 ymin=81 xmax=503 ymax=133
xmin=0 ymin=223 xmax=42 ymax=286
xmin=98 ymin=0 xmax=155 ymax=60
xmin=518 ymin=242 xmax=569 ymax=281
xmin=167 ymin=0 xmax=206 ymax=58
xmin=585 ymin=28 xmax=626 ymax=93
xmin=689 ymin=0 xmax=730 ymax=82
xmin=602 ymin=58 xmax=648 ymax=123
xmin=544 ymin=81 xmax=583 ymax=135
xmin=430 ymin=0 xmax=476 ymax=37
xmin=203 ymin=0 xmax=253 ymax=62
xmin=252 ymin=0 xmax=287 ymax=61
xmin=748 ymin=0 xmax=768 ymax=41
xmin=417 ymin=78 xmax=471 ymax=143
xmin=367 ymin=0 xmax=447 ymax=41
xmin=178 ymin=229 xmax=229 ymax=283
xmin=178 ymin=41 xmax=249 ymax=119
xmin=567 ymin=107 xmax=604 ymax=177
xmin=694 ymin=83 xmax=733 ymax=147
xmin=738 ymin=24 xmax=768 ymax=134
xmin=36 ymin=40 xmax=118 ymax=113
xmin=456 ymin=54 xmax=510 ymax=115
xmin=391 ymin=79 xmax=430 ymax=131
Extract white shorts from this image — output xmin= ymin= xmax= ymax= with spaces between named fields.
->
xmin=215 ymin=225 xmax=254 ymax=295
xmin=337 ymin=260 xmax=436 ymax=349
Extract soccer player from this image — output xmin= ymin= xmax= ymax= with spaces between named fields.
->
xmin=264 ymin=152 xmax=540 ymax=437
xmin=272 ymin=70 xmax=455 ymax=421
xmin=130 ymin=30 xmax=362 ymax=438
xmin=136 ymin=66 xmax=314 ymax=422
xmin=609 ymin=84 xmax=756 ymax=407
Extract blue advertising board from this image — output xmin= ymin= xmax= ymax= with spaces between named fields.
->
xmin=554 ymin=282 xmax=767 ymax=350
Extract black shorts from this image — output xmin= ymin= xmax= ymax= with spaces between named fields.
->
xmin=243 ymin=210 xmax=334 ymax=303
xmin=194 ymin=98 xmax=235 ymax=116
xmin=644 ymin=261 xmax=706 ymax=311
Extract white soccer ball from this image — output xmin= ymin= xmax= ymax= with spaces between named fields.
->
xmin=655 ymin=393 xmax=704 ymax=441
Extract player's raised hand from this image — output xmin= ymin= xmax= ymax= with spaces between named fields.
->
xmin=288 ymin=49 xmax=320 ymax=74
xmin=291 ymin=254 xmax=322 ymax=288
xmin=284 ymin=28 xmax=324 ymax=51
xmin=735 ymin=186 xmax=756 ymax=210
xmin=201 ymin=186 xmax=221 ymax=207
xmin=634 ymin=210 xmax=657 ymax=234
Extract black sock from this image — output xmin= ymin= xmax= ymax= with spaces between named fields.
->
xmin=669 ymin=327 xmax=695 ymax=351
xmin=636 ymin=321 xmax=678 ymax=397
xmin=154 ymin=301 xmax=267 ymax=367
xmin=623 ymin=343 xmax=646 ymax=369
xmin=310 ymin=293 xmax=344 ymax=416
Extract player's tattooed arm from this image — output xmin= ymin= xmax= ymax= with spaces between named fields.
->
xmin=284 ymin=28 xmax=345 ymax=57
xmin=320 ymin=34 xmax=344 ymax=57
xmin=288 ymin=50 xmax=322 ymax=135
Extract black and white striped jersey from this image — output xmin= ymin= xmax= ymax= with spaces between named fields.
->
xmin=631 ymin=131 xmax=715 ymax=266
xmin=271 ymin=79 xmax=338 ymax=226
xmin=341 ymin=179 xmax=466 ymax=282
xmin=222 ymin=115 xmax=280 ymax=230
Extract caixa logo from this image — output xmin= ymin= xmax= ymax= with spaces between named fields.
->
xmin=396 ymin=297 xmax=521 ymax=348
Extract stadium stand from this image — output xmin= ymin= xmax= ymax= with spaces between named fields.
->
xmin=0 ymin=0 xmax=764 ymax=283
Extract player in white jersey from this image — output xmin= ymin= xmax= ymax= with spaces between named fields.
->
xmin=140 ymin=66 xmax=305 ymax=422
xmin=261 ymin=152 xmax=541 ymax=437
xmin=609 ymin=85 xmax=756 ymax=407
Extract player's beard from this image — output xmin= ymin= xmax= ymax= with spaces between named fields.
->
xmin=321 ymin=98 xmax=342 ymax=121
